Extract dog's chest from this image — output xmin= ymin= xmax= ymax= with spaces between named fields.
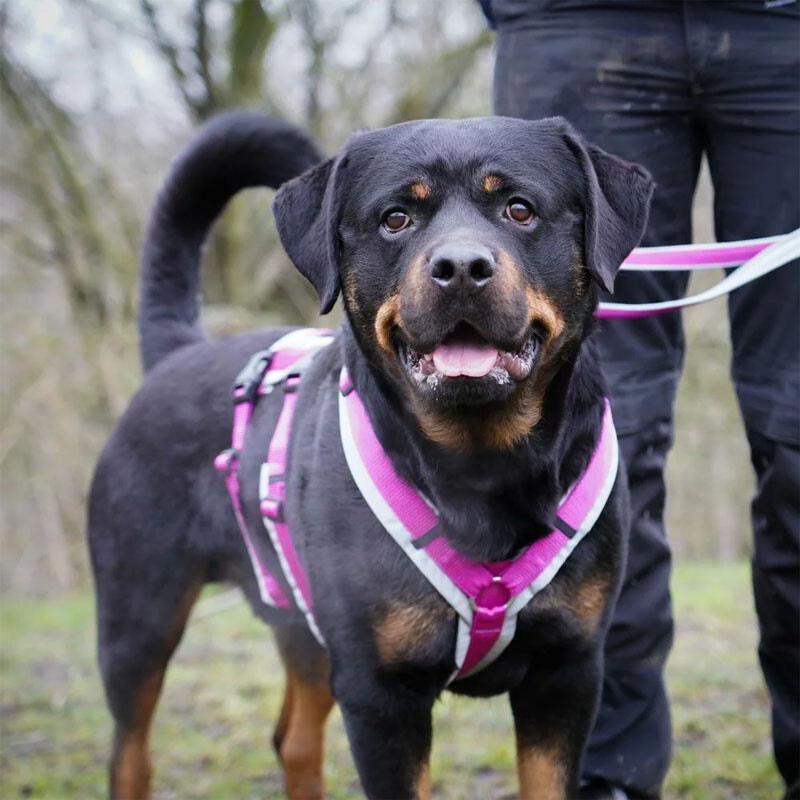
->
xmin=367 ymin=566 xmax=609 ymax=693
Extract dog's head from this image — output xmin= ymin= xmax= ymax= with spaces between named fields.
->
xmin=274 ymin=117 xmax=653 ymax=450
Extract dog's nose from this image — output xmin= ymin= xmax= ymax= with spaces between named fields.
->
xmin=429 ymin=243 xmax=495 ymax=295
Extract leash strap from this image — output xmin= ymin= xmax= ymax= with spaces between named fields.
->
xmin=619 ymin=233 xmax=786 ymax=271
xmin=598 ymin=228 xmax=800 ymax=318
xmin=339 ymin=369 xmax=619 ymax=682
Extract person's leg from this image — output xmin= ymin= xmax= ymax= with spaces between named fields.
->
xmin=691 ymin=1 xmax=800 ymax=791
xmin=492 ymin=3 xmax=699 ymax=794
xmin=747 ymin=431 xmax=800 ymax=797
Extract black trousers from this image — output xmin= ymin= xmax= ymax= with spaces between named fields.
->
xmin=491 ymin=1 xmax=800 ymax=795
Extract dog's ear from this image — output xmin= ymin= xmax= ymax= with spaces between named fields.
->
xmin=561 ymin=123 xmax=655 ymax=293
xmin=273 ymin=156 xmax=345 ymax=313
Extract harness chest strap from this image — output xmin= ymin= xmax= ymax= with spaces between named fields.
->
xmin=338 ymin=368 xmax=619 ymax=682
xmin=215 ymin=330 xmax=619 ymax=682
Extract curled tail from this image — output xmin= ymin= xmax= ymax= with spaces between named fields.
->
xmin=138 ymin=111 xmax=322 ymax=372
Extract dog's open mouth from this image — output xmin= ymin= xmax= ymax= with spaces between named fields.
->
xmin=400 ymin=323 xmax=538 ymax=389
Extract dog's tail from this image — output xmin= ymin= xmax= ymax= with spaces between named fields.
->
xmin=138 ymin=111 xmax=322 ymax=372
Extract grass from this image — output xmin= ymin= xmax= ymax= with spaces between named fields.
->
xmin=0 ymin=562 xmax=781 ymax=799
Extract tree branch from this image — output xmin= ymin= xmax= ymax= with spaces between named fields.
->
xmin=193 ymin=0 xmax=217 ymax=114
xmin=139 ymin=0 xmax=201 ymax=117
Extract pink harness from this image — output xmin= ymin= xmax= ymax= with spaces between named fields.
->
xmin=216 ymin=329 xmax=619 ymax=681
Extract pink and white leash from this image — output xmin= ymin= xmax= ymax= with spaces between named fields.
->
xmin=597 ymin=228 xmax=800 ymax=319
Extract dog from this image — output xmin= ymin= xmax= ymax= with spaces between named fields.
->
xmin=88 ymin=110 xmax=653 ymax=799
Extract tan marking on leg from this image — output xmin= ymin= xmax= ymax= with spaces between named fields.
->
xmin=273 ymin=672 xmax=296 ymax=753
xmin=482 ymin=173 xmax=503 ymax=193
xmin=533 ymin=574 xmax=612 ymax=636
xmin=375 ymin=293 xmax=401 ymax=354
xmin=517 ymin=744 xmax=567 ymax=800
xmin=410 ymin=182 xmax=431 ymax=200
xmin=112 ymin=669 xmax=163 ymax=800
xmin=415 ymin=761 xmax=432 ymax=800
xmin=373 ymin=600 xmax=455 ymax=666
xmin=564 ymin=576 xmax=610 ymax=633
xmin=278 ymin=667 xmax=335 ymax=800
xmin=110 ymin=580 xmax=202 ymax=800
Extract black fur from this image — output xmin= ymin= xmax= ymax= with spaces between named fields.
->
xmin=273 ymin=157 xmax=344 ymax=313
xmin=89 ymin=111 xmax=653 ymax=798
xmin=563 ymin=131 xmax=654 ymax=293
xmin=138 ymin=112 xmax=321 ymax=371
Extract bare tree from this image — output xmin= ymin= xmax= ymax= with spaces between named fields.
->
xmin=1 ymin=0 xmax=495 ymax=592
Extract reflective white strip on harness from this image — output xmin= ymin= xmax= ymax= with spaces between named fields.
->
xmin=215 ymin=328 xmax=333 ymax=623
xmin=260 ymin=462 xmax=326 ymax=646
xmin=339 ymin=387 xmax=474 ymax=622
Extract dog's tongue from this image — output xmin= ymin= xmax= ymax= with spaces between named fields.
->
xmin=431 ymin=335 xmax=499 ymax=378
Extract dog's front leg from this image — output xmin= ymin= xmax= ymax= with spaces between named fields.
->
xmin=336 ymin=673 xmax=434 ymax=800
xmin=510 ymin=648 xmax=603 ymax=800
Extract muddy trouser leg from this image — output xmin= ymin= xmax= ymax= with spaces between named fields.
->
xmin=745 ymin=431 xmax=800 ymax=797
xmin=718 ymin=161 xmax=800 ymax=799
xmin=493 ymin=0 xmax=800 ymax=792
xmin=686 ymin=1 xmax=800 ymax=791
xmin=493 ymin=4 xmax=696 ymax=794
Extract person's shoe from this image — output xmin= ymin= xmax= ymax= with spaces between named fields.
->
xmin=579 ymin=778 xmax=631 ymax=800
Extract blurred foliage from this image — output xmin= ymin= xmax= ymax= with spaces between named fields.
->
xmin=1 ymin=0 xmax=753 ymax=594
xmin=0 ymin=0 xmax=493 ymax=592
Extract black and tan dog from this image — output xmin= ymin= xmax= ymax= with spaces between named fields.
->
xmin=88 ymin=111 xmax=653 ymax=799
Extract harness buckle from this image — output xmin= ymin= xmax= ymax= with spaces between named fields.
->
xmin=470 ymin=576 xmax=511 ymax=613
xmin=214 ymin=447 xmax=240 ymax=476
xmin=283 ymin=374 xmax=302 ymax=393
xmin=260 ymin=496 xmax=285 ymax=523
xmin=233 ymin=349 xmax=274 ymax=403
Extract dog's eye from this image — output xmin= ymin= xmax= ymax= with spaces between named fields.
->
xmin=505 ymin=199 xmax=535 ymax=226
xmin=382 ymin=210 xmax=411 ymax=233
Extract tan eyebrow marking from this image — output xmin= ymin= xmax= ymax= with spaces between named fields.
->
xmin=482 ymin=174 xmax=503 ymax=192
xmin=410 ymin=181 xmax=431 ymax=200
